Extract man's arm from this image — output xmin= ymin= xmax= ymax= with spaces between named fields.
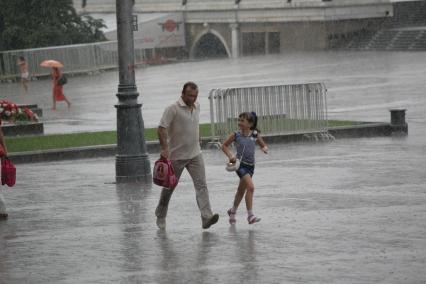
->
xmin=157 ymin=126 xmax=169 ymax=159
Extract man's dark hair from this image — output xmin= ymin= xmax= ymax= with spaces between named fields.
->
xmin=19 ymin=56 xmax=25 ymax=61
xmin=182 ymin=81 xmax=198 ymax=94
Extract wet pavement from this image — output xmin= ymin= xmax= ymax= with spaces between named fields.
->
xmin=1 ymin=118 xmax=426 ymax=283
xmin=1 ymin=51 xmax=426 ymax=283
xmin=1 ymin=51 xmax=426 ymax=134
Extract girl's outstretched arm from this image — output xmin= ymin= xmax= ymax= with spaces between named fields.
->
xmin=257 ymin=134 xmax=268 ymax=154
xmin=221 ymin=133 xmax=236 ymax=162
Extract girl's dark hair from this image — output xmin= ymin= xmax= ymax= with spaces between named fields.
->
xmin=239 ymin=111 xmax=259 ymax=132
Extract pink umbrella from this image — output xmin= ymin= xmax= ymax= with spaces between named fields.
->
xmin=40 ymin=60 xmax=64 ymax=68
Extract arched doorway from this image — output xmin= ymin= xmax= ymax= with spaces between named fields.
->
xmin=190 ymin=30 xmax=231 ymax=59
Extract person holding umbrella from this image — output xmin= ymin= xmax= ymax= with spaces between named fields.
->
xmin=40 ymin=60 xmax=71 ymax=110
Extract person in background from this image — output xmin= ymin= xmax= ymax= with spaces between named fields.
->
xmin=0 ymin=120 xmax=9 ymax=220
xmin=51 ymin=67 xmax=71 ymax=110
xmin=17 ymin=56 xmax=29 ymax=93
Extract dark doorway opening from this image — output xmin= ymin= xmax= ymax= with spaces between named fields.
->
xmin=193 ymin=33 xmax=228 ymax=59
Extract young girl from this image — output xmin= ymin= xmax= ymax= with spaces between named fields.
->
xmin=221 ymin=112 xmax=268 ymax=225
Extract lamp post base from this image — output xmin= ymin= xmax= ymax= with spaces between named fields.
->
xmin=116 ymin=154 xmax=152 ymax=184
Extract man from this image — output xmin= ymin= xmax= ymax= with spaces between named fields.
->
xmin=155 ymin=82 xmax=219 ymax=229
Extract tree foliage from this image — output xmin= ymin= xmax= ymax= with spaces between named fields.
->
xmin=0 ymin=0 xmax=106 ymax=51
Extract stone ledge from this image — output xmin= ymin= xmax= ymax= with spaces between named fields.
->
xmin=328 ymin=122 xmax=392 ymax=138
xmin=10 ymin=142 xmax=161 ymax=164
xmin=1 ymin=122 xmax=44 ymax=136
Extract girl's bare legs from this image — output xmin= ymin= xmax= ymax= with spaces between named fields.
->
xmin=233 ymin=178 xmax=247 ymax=209
xmin=52 ymin=97 xmax=56 ymax=110
xmin=228 ymin=174 xmax=258 ymax=224
xmin=242 ymin=175 xmax=260 ymax=224
xmin=241 ymin=175 xmax=254 ymax=211
xmin=228 ymin=178 xmax=247 ymax=224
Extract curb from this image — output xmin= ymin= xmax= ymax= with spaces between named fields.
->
xmin=1 ymin=122 xmax=44 ymax=136
xmin=9 ymin=141 xmax=159 ymax=164
xmin=8 ymin=122 xmax=405 ymax=164
xmin=328 ymin=122 xmax=393 ymax=138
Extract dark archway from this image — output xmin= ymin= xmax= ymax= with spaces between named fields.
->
xmin=193 ymin=33 xmax=228 ymax=59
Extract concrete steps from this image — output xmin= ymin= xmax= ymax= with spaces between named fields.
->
xmin=410 ymin=30 xmax=426 ymax=50
xmin=368 ymin=30 xmax=399 ymax=50
xmin=365 ymin=29 xmax=426 ymax=50
xmin=388 ymin=1 xmax=426 ymax=28
xmin=391 ymin=30 xmax=419 ymax=50
xmin=338 ymin=0 xmax=426 ymax=51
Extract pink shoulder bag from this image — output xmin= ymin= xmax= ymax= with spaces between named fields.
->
xmin=153 ymin=158 xmax=178 ymax=189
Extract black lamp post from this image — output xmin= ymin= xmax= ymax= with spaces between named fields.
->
xmin=115 ymin=0 xmax=151 ymax=183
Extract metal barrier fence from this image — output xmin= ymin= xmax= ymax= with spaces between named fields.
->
xmin=0 ymin=41 xmax=117 ymax=78
xmin=0 ymin=40 xmax=156 ymax=79
xmin=208 ymin=83 xmax=329 ymax=140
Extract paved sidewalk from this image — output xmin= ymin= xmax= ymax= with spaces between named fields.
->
xmin=1 ymin=125 xmax=425 ymax=283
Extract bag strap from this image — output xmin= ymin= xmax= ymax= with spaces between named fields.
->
xmin=237 ymin=144 xmax=246 ymax=161
xmin=166 ymin=160 xmax=175 ymax=175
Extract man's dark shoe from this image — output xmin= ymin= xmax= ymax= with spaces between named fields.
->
xmin=202 ymin=213 xmax=219 ymax=229
xmin=0 ymin=213 xmax=8 ymax=220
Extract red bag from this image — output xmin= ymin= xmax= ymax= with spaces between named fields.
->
xmin=1 ymin=158 xmax=16 ymax=187
xmin=153 ymin=158 xmax=178 ymax=189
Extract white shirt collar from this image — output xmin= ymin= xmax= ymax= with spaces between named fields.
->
xmin=178 ymin=97 xmax=197 ymax=109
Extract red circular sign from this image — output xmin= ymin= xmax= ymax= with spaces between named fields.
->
xmin=163 ymin=19 xmax=177 ymax=32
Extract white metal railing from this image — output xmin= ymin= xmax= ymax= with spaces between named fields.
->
xmin=0 ymin=40 xmax=162 ymax=79
xmin=0 ymin=41 xmax=120 ymax=79
xmin=209 ymin=83 xmax=329 ymax=140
